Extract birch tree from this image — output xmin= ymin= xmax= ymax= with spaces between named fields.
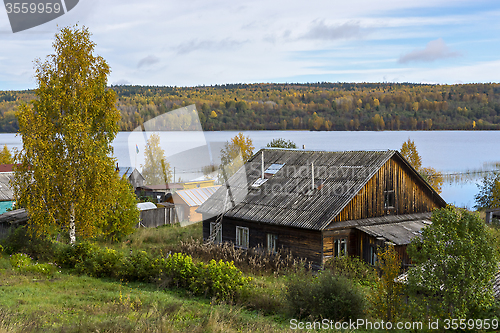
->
xmin=141 ymin=133 xmax=172 ymax=185
xmin=13 ymin=26 xmax=121 ymax=244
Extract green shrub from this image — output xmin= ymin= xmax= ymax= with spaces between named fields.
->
xmin=25 ymin=263 xmax=57 ymax=277
xmin=324 ymin=255 xmax=377 ymax=286
xmin=10 ymin=253 xmax=33 ymax=269
xmin=55 ymin=241 xmax=123 ymax=278
xmin=160 ymin=252 xmax=196 ymax=289
xmin=55 ymin=240 xmax=98 ymax=268
xmin=286 ymin=271 xmax=366 ymax=320
xmin=1 ymin=226 xmax=56 ymax=261
xmin=10 ymin=253 xmax=57 ymax=277
xmin=191 ymin=259 xmax=251 ymax=300
xmin=74 ymin=247 xmax=123 ymax=278
xmin=119 ymin=250 xmax=160 ymax=282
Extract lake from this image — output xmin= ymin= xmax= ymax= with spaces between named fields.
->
xmin=2 ymin=130 xmax=499 ymax=208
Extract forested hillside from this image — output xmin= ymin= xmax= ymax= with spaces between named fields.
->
xmin=1 ymin=82 xmax=500 ymax=132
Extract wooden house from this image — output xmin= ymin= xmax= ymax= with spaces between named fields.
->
xmin=197 ymin=149 xmax=446 ymax=268
xmin=116 ymin=166 xmax=145 ymax=189
xmin=168 ymin=186 xmax=220 ymax=223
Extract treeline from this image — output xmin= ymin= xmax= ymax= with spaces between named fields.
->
xmin=1 ymin=82 xmax=500 ymax=132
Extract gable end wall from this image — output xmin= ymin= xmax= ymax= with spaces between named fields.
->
xmin=332 ymin=156 xmax=443 ymax=222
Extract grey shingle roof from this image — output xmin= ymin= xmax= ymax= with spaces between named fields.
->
xmin=356 ymin=219 xmax=432 ymax=245
xmin=198 ymin=149 xmax=400 ymax=230
xmin=0 ymin=173 xmax=14 ymax=201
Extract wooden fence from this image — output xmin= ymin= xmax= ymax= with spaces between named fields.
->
xmin=137 ymin=207 xmax=178 ymax=228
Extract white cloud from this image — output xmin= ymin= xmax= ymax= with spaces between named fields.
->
xmin=398 ymin=38 xmax=461 ymax=63
xmin=303 ymin=21 xmax=362 ymax=40
xmin=174 ymin=38 xmax=247 ymax=55
xmin=137 ymin=55 xmax=160 ymax=68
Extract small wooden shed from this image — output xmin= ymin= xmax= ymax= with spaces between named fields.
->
xmin=169 ymin=186 xmax=220 ymax=223
xmin=116 ymin=166 xmax=145 ymax=189
xmin=0 ymin=208 xmax=28 ymax=239
xmin=197 ymin=149 xmax=446 ymax=268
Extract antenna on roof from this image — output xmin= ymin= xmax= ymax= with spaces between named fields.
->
xmin=311 ymin=162 xmax=314 ymax=190
xmin=261 ymin=151 xmax=264 ymax=180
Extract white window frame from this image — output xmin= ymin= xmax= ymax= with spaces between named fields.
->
xmin=334 ymin=238 xmax=347 ymax=257
xmin=267 ymin=233 xmax=278 ymax=254
xmin=236 ymin=226 xmax=249 ymax=249
xmin=210 ymin=222 xmax=222 ymax=244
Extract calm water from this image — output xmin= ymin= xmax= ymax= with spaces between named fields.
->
xmin=2 ymin=131 xmax=500 ymax=208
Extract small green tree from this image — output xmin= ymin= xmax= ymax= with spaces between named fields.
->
xmin=400 ymin=138 xmax=443 ymax=194
xmin=266 ymin=138 xmax=297 ymax=149
xmin=219 ymin=132 xmax=254 ymax=180
xmin=407 ymin=206 xmax=498 ymax=320
xmin=141 ymin=133 xmax=172 ymax=185
xmin=100 ymin=177 xmax=139 ymax=242
xmin=370 ymin=244 xmax=405 ymax=322
xmin=400 ymin=138 xmax=422 ymax=171
xmin=0 ymin=145 xmax=13 ymax=164
xmin=474 ymin=171 xmax=500 ymax=209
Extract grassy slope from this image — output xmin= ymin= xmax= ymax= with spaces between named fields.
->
xmin=0 ymin=223 xmax=296 ymax=333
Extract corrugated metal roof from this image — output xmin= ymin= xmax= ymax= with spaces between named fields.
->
xmin=356 ymin=219 xmax=432 ymax=245
xmin=326 ymin=212 xmax=432 ymax=230
xmin=137 ymin=202 xmax=157 ymax=211
xmin=174 ymin=186 xmax=221 ymax=207
xmin=198 ymin=149 xmax=401 ymax=230
xmin=0 ymin=173 xmax=14 ymax=201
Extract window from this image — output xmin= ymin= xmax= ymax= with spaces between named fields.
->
xmin=264 ymin=163 xmax=285 ymax=176
xmin=334 ymin=238 xmax=347 ymax=257
xmin=369 ymin=246 xmax=377 ymax=265
xmin=251 ymin=163 xmax=285 ymax=187
xmin=267 ymin=233 xmax=278 ymax=254
xmin=210 ymin=222 xmax=222 ymax=244
xmin=236 ymin=226 xmax=249 ymax=249
xmin=384 ymin=190 xmax=395 ymax=209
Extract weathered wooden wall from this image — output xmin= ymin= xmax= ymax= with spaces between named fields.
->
xmin=138 ymin=207 xmax=178 ymax=228
xmin=203 ymin=215 xmax=323 ymax=266
xmin=332 ymin=156 xmax=442 ymax=222
xmin=322 ymin=229 xmax=356 ymax=261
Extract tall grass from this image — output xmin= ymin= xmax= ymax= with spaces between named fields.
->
xmin=178 ymin=238 xmax=311 ymax=276
xmin=109 ymin=222 xmax=202 ymax=255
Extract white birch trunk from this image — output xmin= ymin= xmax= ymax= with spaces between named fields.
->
xmin=69 ymin=204 xmax=76 ymax=244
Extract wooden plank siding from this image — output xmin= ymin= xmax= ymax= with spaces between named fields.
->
xmin=203 ymin=214 xmax=323 ymax=266
xmin=323 ymin=155 xmax=441 ymax=265
xmin=331 ymin=155 xmax=440 ymax=223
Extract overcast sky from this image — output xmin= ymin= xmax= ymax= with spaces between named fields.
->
xmin=1 ymin=0 xmax=499 ymax=90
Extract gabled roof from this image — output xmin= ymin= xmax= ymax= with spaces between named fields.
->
xmin=117 ymin=167 xmax=144 ymax=180
xmin=198 ymin=149 xmax=444 ymax=231
xmin=174 ymin=186 xmax=221 ymax=207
